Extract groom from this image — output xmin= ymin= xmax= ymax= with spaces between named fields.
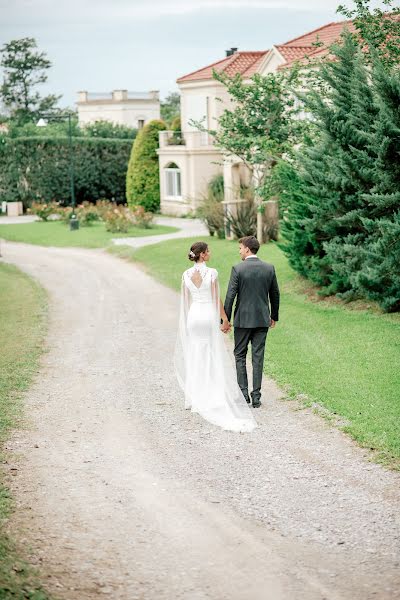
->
xmin=223 ymin=236 xmax=280 ymax=408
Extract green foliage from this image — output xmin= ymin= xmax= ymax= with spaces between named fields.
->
xmin=208 ymin=172 xmax=224 ymax=200
xmin=0 ymin=136 xmax=132 ymax=207
xmin=337 ymin=0 xmax=400 ymax=67
xmin=201 ymin=70 xmax=295 ymax=204
xmin=126 ymin=119 xmax=166 ymax=212
xmin=76 ymin=201 xmax=101 ymax=226
xmin=160 ymin=92 xmax=180 ymax=126
xmin=27 ymin=201 xmax=57 ymax=221
xmin=170 ymin=115 xmax=181 ymax=131
xmin=197 ymin=174 xmax=225 ymax=238
xmin=6 ymin=116 xmax=80 ymax=138
xmin=226 ymin=201 xmax=257 ymax=238
xmin=0 ymin=37 xmax=61 ymax=124
xmin=279 ymin=32 xmax=400 ymax=312
xmin=82 ymin=119 xmax=137 ymax=140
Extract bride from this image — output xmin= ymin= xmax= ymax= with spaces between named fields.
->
xmin=174 ymin=241 xmax=257 ymax=432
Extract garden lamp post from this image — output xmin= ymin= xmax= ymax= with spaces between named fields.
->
xmin=36 ymin=113 xmax=79 ymax=230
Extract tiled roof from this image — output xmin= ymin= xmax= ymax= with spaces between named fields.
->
xmin=277 ymin=20 xmax=355 ymax=69
xmin=177 ymin=18 xmax=367 ymax=82
xmin=177 ymin=51 xmax=269 ymax=83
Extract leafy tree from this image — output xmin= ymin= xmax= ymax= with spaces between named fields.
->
xmin=198 ymin=70 xmax=294 ymax=240
xmin=160 ymin=92 xmax=180 ymax=127
xmin=0 ymin=37 xmax=61 ymax=124
xmin=126 ymin=119 xmax=166 ymax=212
xmin=337 ymin=0 xmax=400 ymax=67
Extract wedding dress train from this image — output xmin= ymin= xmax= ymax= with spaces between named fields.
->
xmin=174 ymin=262 xmax=257 ymax=432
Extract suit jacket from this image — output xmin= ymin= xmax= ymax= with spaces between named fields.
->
xmin=224 ymin=257 xmax=280 ymax=328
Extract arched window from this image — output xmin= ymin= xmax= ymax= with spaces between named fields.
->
xmin=165 ymin=162 xmax=182 ymax=198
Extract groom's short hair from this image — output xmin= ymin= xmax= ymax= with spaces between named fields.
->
xmin=239 ymin=236 xmax=260 ymax=254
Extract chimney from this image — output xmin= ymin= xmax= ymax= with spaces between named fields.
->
xmin=225 ymin=47 xmax=238 ymax=57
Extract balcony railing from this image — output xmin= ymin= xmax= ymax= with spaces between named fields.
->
xmin=159 ymin=130 xmax=214 ymax=150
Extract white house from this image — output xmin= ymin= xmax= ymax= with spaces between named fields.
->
xmin=158 ymin=20 xmax=355 ymax=218
xmin=157 ymin=49 xmax=268 ymax=216
xmin=77 ymin=90 xmax=160 ymax=130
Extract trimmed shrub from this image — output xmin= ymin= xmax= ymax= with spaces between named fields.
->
xmin=0 ymin=136 xmax=132 ymax=208
xmin=126 ymin=119 xmax=166 ymax=212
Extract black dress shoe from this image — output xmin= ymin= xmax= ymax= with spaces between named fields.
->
xmin=245 ymin=397 xmax=251 ymax=404
xmin=252 ymin=401 xmax=262 ymax=408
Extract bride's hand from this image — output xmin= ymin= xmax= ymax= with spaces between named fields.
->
xmin=221 ymin=319 xmax=231 ymax=333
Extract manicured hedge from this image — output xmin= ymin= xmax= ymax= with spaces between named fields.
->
xmin=0 ymin=136 xmax=132 ymax=207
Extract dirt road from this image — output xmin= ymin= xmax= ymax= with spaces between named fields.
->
xmin=3 ymin=243 xmax=400 ymax=600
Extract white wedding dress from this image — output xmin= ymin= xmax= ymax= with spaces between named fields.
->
xmin=174 ymin=262 xmax=257 ymax=432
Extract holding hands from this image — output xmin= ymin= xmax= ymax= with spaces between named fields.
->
xmin=220 ymin=319 xmax=231 ymax=334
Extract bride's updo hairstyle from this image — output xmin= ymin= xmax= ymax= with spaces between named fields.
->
xmin=188 ymin=241 xmax=208 ymax=262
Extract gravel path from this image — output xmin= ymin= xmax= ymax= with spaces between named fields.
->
xmin=2 ymin=242 xmax=399 ymax=600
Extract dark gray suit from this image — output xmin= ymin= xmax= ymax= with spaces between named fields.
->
xmin=224 ymin=256 xmax=280 ymax=404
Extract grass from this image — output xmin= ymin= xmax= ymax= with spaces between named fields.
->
xmin=116 ymin=237 xmax=400 ymax=469
xmin=0 ymin=262 xmax=51 ymax=598
xmin=0 ymin=220 xmax=178 ymax=248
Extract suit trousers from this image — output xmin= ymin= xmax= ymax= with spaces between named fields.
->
xmin=234 ymin=327 xmax=268 ymax=402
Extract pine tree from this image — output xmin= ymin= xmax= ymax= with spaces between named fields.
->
xmin=280 ymin=32 xmax=378 ymax=291
xmin=351 ymin=62 xmax=400 ymax=311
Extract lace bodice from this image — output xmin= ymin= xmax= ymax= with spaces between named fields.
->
xmin=183 ymin=264 xmax=218 ymax=304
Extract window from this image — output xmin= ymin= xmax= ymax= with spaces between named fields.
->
xmin=165 ymin=163 xmax=182 ymax=198
xmin=138 ymin=119 xmax=145 ymax=129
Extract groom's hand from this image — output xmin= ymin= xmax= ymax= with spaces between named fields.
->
xmin=270 ymin=319 xmax=276 ymax=328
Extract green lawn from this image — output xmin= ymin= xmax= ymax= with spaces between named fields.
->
xmin=0 ymin=220 xmax=178 ymax=248
xmin=125 ymin=237 xmax=400 ymax=468
xmin=0 ymin=262 xmax=51 ymax=599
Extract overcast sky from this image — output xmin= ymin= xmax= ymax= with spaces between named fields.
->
xmin=0 ymin=0 xmax=385 ymax=108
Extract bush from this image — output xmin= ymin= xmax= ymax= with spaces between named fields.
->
xmin=126 ymin=119 xmax=166 ymax=212
xmin=104 ymin=205 xmax=132 ymax=233
xmin=197 ymin=174 xmax=225 ymax=238
xmin=131 ymin=205 xmax=154 ymax=228
xmin=226 ymin=202 xmax=257 ymax=238
xmin=0 ymin=136 xmax=132 ymax=208
xmin=95 ymin=199 xmax=115 ymax=220
xmin=27 ymin=201 xmax=59 ymax=221
xmin=76 ymin=202 xmax=100 ymax=226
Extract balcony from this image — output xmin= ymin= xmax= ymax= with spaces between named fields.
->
xmin=159 ymin=130 xmax=214 ymax=150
